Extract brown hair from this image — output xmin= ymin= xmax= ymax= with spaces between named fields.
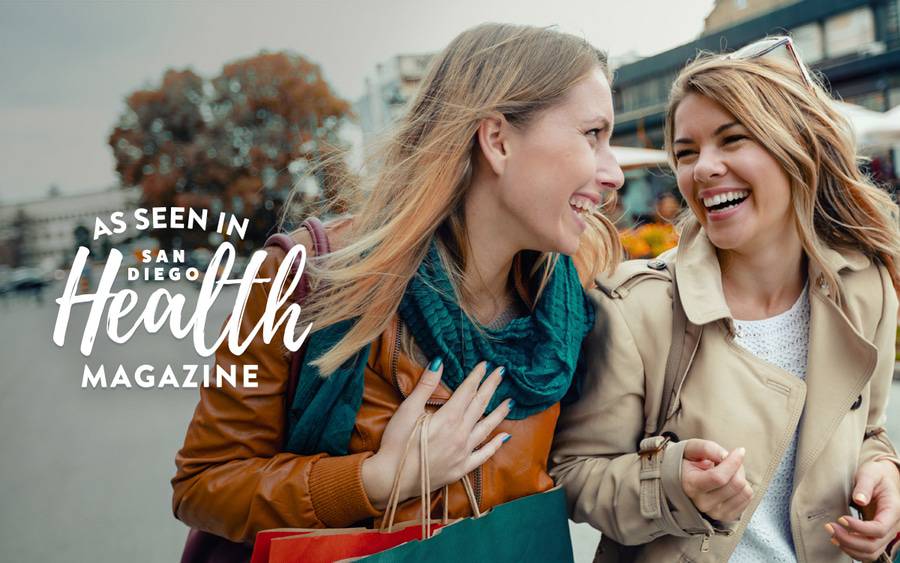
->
xmin=665 ymin=54 xmax=900 ymax=297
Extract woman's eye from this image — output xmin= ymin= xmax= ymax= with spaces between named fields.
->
xmin=585 ymin=128 xmax=601 ymax=139
xmin=723 ymin=134 xmax=748 ymax=144
xmin=674 ymin=150 xmax=696 ymax=162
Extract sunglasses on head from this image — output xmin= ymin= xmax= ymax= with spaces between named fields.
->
xmin=725 ymin=35 xmax=815 ymax=89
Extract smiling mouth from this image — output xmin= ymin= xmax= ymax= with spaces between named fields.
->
xmin=703 ymin=190 xmax=749 ymax=213
xmin=569 ymin=195 xmax=597 ymax=216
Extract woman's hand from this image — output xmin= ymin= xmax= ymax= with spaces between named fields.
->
xmin=825 ymin=459 xmax=900 ymax=562
xmin=361 ymin=360 xmax=511 ymax=510
xmin=681 ymin=439 xmax=754 ymax=522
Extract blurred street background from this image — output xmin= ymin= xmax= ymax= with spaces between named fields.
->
xmin=5 ymin=0 xmax=900 ymax=561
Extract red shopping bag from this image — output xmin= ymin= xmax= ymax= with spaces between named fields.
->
xmin=250 ymin=528 xmax=365 ymax=563
xmin=265 ymin=521 xmax=445 ymax=563
xmin=251 ymin=414 xmax=479 ymax=563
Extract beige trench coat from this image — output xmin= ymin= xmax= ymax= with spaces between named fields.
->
xmin=551 ymin=224 xmax=900 ymax=563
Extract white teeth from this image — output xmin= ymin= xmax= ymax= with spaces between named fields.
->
xmin=569 ymin=195 xmax=596 ymax=213
xmin=703 ymin=190 xmax=749 ymax=209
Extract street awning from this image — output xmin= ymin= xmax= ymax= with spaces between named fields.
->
xmin=832 ymin=101 xmax=900 ymax=148
xmin=612 ymin=146 xmax=669 ymax=170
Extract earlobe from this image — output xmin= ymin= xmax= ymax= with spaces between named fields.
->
xmin=476 ymin=113 xmax=509 ymax=176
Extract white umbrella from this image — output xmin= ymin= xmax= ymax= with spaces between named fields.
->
xmin=834 ymin=101 xmax=893 ymax=147
xmin=861 ymin=103 xmax=900 ymax=146
xmin=612 ymin=146 xmax=669 ymax=170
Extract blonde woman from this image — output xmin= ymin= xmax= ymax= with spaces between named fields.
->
xmin=172 ymin=23 xmax=623 ymax=549
xmin=552 ymin=38 xmax=900 ymax=562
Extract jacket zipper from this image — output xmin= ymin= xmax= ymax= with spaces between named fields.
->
xmin=391 ymin=321 xmax=483 ymax=512
xmin=392 ymin=322 xmax=444 ymax=407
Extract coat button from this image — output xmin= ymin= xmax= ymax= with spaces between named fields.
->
xmin=647 ymin=259 xmax=667 ymax=271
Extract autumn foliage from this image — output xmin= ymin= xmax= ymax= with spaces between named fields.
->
xmin=108 ymin=52 xmax=351 ymax=249
xmin=619 ymin=222 xmax=679 ymax=259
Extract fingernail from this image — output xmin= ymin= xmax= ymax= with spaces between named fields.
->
xmin=484 ymin=362 xmax=492 ymax=374
xmin=736 ymin=447 xmax=746 ymax=456
xmin=502 ymin=434 xmax=511 ymax=443
xmin=854 ymin=493 xmax=868 ymax=504
xmin=428 ymin=357 xmax=442 ymax=371
xmin=838 ymin=516 xmax=849 ymax=527
xmin=497 ymin=366 xmax=505 ymax=377
xmin=507 ymin=399 xmax=515 ymax=410
xmin=824 ymin=523 xmax=834 ymax=535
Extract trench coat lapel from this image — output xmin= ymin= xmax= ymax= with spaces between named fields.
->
xmin=675 ymin=227 xmax=880 ymax=485
xmin=794 ymin=259 xmax=878 ymax=485
xmin=675 ymin=224 xmax=732 ymax=326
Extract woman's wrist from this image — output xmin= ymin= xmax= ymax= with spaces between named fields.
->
xmin=872 ymin=457 xmax=900 ymax=482
xmin=361 ymin=452 xmax=392 ymax=511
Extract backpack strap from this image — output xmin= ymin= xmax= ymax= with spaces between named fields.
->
xmin=263 ymin=216 xmax=329 ymax=303
xmin=263 ymin=217 xmax=330 ymax=447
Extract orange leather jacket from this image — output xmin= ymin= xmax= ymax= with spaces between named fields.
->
xmin=171 ymin=223 xmax=560 ymax=543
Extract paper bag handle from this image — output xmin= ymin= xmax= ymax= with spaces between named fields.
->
xmin=381 ymin=413 xmax=480 ymax=538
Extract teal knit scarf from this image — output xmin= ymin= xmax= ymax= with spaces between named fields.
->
xmin=285 ymin=241 xmax=595 ymax=456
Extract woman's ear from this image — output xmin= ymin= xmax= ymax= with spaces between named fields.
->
xmin=476 ymin=113 xmax=511 ymax=176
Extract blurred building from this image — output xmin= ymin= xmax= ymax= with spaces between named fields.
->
xmin=615 ymin=0 xmax=900 ymax=146
xmin=355 ymin=54 xmax=435 ymax=144
xmin=704 ymin=0 xmax=800 ymax=31
xmin=0 ymin=186 xmax=141 ymax=268
xmin=613 ymin=0 xmax=900 ymax=220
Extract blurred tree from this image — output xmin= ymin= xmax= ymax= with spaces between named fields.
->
xmin=109 ymin=52 xmax=351 ymax=250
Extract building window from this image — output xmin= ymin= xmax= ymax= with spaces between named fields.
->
xmin=825 ymin=7 xmax=876 ymax=59
xmin=619 ymin=73 xmax=674 ymax=114
xmin=791 ymin=23 xmax=824 ymax=64
xmin=887 ymin=86 xmax=900 ymax=108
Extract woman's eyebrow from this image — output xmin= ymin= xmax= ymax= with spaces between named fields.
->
xmin=582 ymin=116 xmax=611 ymax=129
xmin=714 ymin=121 xmax=740 ymax=135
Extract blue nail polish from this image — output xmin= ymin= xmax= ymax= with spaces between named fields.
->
xmin=507 ymin=399 xmax=515 ymax=410
xmin=502 ymin=434 xmax=512 ymax=443
xmin=428 ymin=357 xmax=442 ymax=371
xmin=497 ymin=366 xmax=505 ymax=377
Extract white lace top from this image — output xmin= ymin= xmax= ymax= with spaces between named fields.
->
xmin=729 ymin=284 xmax=810 ymax=563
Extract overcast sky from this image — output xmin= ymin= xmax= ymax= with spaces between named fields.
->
xmin=0 ymin=0 xmax=715 ymax=204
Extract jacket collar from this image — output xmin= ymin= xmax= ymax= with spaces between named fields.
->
xmin=673 ymin=222 xmax=871 ymax=326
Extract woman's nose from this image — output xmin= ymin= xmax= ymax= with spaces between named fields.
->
xmin=599 ymin=150 xmax=625 ymax=190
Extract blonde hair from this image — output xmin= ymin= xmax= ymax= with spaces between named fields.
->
xmin=665 ymin=53 xmax=900 ymax=298
xmin=287 ymin=23 xmax=621 ymax=375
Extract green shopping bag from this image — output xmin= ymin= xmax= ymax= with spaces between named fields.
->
xmin=356 ymin=487 xmax=574 ymax=563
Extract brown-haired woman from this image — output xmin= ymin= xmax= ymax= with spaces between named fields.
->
xmin=172 ymin=22 xmax=623 ymax=548
xmin=552 ymin=38 xmax=900 ymax=562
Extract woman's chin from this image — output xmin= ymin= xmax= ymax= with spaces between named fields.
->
xmin=706 ymin=230 xmax=749 ymax=253
xmin=527 ymin=234 xmax=578 ymax=256
xmin=554 ymin=234 xmax=582 ymax=256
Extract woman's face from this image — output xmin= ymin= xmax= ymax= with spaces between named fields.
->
xmin=499 ymin=68 xmax=624 ymax=255
xmin=672 ymin=93 xmax=795 ymax=255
